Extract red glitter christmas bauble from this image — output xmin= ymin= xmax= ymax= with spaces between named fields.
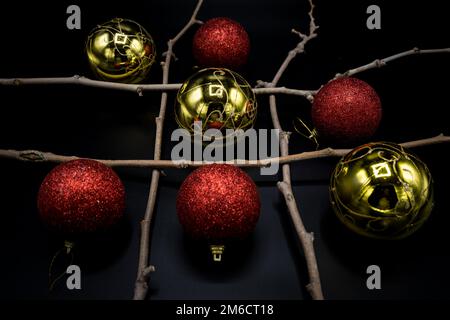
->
xmin=176 ymin=164 xmax=260 ymax=240
xmin=312 ymin=77 xmax=382 ymax=143
xmin=192 ymin=17 xmax=250 ymax=69
xmin=37 ymin=159 xmax=125 ymax=234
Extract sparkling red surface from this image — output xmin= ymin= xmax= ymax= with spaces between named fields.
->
xmin=192 ymin=17 xmax=250 ymax=69
xmin=312 ymin=77 xmax=382 ymax=143
xmin=37 ymin=159 xmax=125 ymax=234
xmin=176 ymin=164 xmax=260 ymax=240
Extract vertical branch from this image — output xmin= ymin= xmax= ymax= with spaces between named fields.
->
xmin=133 ymin=0 xmax=204 ymax=300
xmin=267 ymin=0 xmax=324 ymax=300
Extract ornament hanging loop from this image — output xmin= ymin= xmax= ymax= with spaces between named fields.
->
xmin=64 ymin=240 xmax=74 ymax=254
xmin=293 ymin=117 xmax=319 ymax=149
xmin=48 ymin=240 xmax=75 ymax=291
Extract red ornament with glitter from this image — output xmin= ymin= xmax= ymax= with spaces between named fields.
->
xmin=37 ymin=159 xmax=125 ymax=234
xmin=311 ymin=77 xmax=382 ymax=143
xmin=177 ymin=164 xmax=260 ymax=241
xmin=192 ymin=17 xmax=250 ymax=69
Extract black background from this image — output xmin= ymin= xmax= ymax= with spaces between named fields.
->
xmin=0 ymin=0 xmax=449 ymax=300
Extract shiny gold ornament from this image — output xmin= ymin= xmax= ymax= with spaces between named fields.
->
xmin=330 ymin=142 xmax=433 ymax=239
xmin=86 ymin=18 xmax=156 ymax=83
xmin=175 ymin=68 xmax=257 ymax=140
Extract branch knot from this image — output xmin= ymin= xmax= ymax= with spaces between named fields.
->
xmin=281 ymin=131 xmax=292 ymax=140
xmin=19 ymin=150 xmax=45 ymax=162
xmin=162 ymin=51 xmax=178 ymax=62
xmin=255 ymin=80 xmax=271 ymax=88
xmin=375 ymin=59 xmax=386 ymax=68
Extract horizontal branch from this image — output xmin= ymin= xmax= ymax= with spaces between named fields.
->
xmin=0 ymin=76 xmax=315 ymax=98
xmin=1 ymin=134 xmax=447 ymax=169
xmin=334 ymin=47 xmax=450 ymax=79
xmin=253 ymin=87 xmax=317 ymax=99
xmin=1 ymin=48 xmax=448 ymax=100
xmin=0 ymin=76 xmax=181 ymax=96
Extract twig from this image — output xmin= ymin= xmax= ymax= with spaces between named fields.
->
xmin=400 ymin=133 xmax=450 ymax=148
xmin=133 ymin=0 xmax=204 ymax=301
xmin=1 ymin=134 xmax=448 ymax=168
xmin=265 ymin=0 xmax=323 ymax=300
xmin=0 ymin=76 xmax=181 ymax=96
xmin=2 ymin=47 xmax=448 ymax=100
xmin=0 ymin=76 xmax=316 ymax=99
xmin=254 ymin=87 xmax=317 ymax=100
xmin=334 ymin=47 xmax=450 ymax=79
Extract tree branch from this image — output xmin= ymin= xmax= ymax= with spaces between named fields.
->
xmin=0 ymin=76 xmax=316 ymax=99
xmin=133 ymin=0 xmax=204 ymax=301
xmin=254 ymin=87 xmax=317 ymax=100
xmin=334 ymin=47 xmax=450 ymax=79
xmin=265 ymin=0 xmax=324 ymax=300
xmin=270 ymin=0 xmax=318 ymax=87
xmin=1 ymin=134 xmax=448 ymax=169
xmin=0 ymin=76 xmax=181 ymax=96
xmin=2 ymin=47 xmax=448 ymax=100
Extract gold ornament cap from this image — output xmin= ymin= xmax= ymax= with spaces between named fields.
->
xmin=210 ymin=245 xmax=225 ymax=262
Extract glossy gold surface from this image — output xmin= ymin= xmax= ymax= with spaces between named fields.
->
xmin=330 ymin=142 xmax=433 ymax=239
xmin=86 ymin=18 xmax=156 ymax=83
xmin=175 ymin=68 xmax=257 ymax=140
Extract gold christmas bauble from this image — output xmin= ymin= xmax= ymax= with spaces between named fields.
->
xmin=175 ymin=68 xmax=257 ymax=140
xmin=330 ymin=142 xmax=433 ymax=239
xmin=86 ymin=18 xmax=156 ymax=83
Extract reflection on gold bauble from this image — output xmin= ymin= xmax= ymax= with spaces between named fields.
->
xmin=175 ymin=68 xmax=257 ymax=140
xmin=330 ymin=142 xmax=433 ymax=239
xmin=86 ymin=18 xmax=156 ymax=83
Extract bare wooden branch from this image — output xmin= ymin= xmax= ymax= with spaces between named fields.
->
xmin=1 ymin=134 xmax=448 ymax=169
xmin=265 ymin=0 xmax=324 ymax=300
xmin=0 ymin=76 xmax=317 ymax=99
xmin=0 ymin=76 xmax=181 ymax=95
xmin=133 ymin=0 xmax=204 ymax=301
xmin=254 ymin=87 xmax=317 ymax=99
xmin=4 ymin=48 xmax=447 ymax=100
xmin=334 ymin=47 xmax=450 ymax=79
xmin=270 ymin=0 xmax=318 ymax=86
xmin=399 ymin=133 xmax=450 ymax=149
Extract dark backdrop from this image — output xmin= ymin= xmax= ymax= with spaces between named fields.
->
xmin=0 ymin=0 xmax=449 ymax=300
